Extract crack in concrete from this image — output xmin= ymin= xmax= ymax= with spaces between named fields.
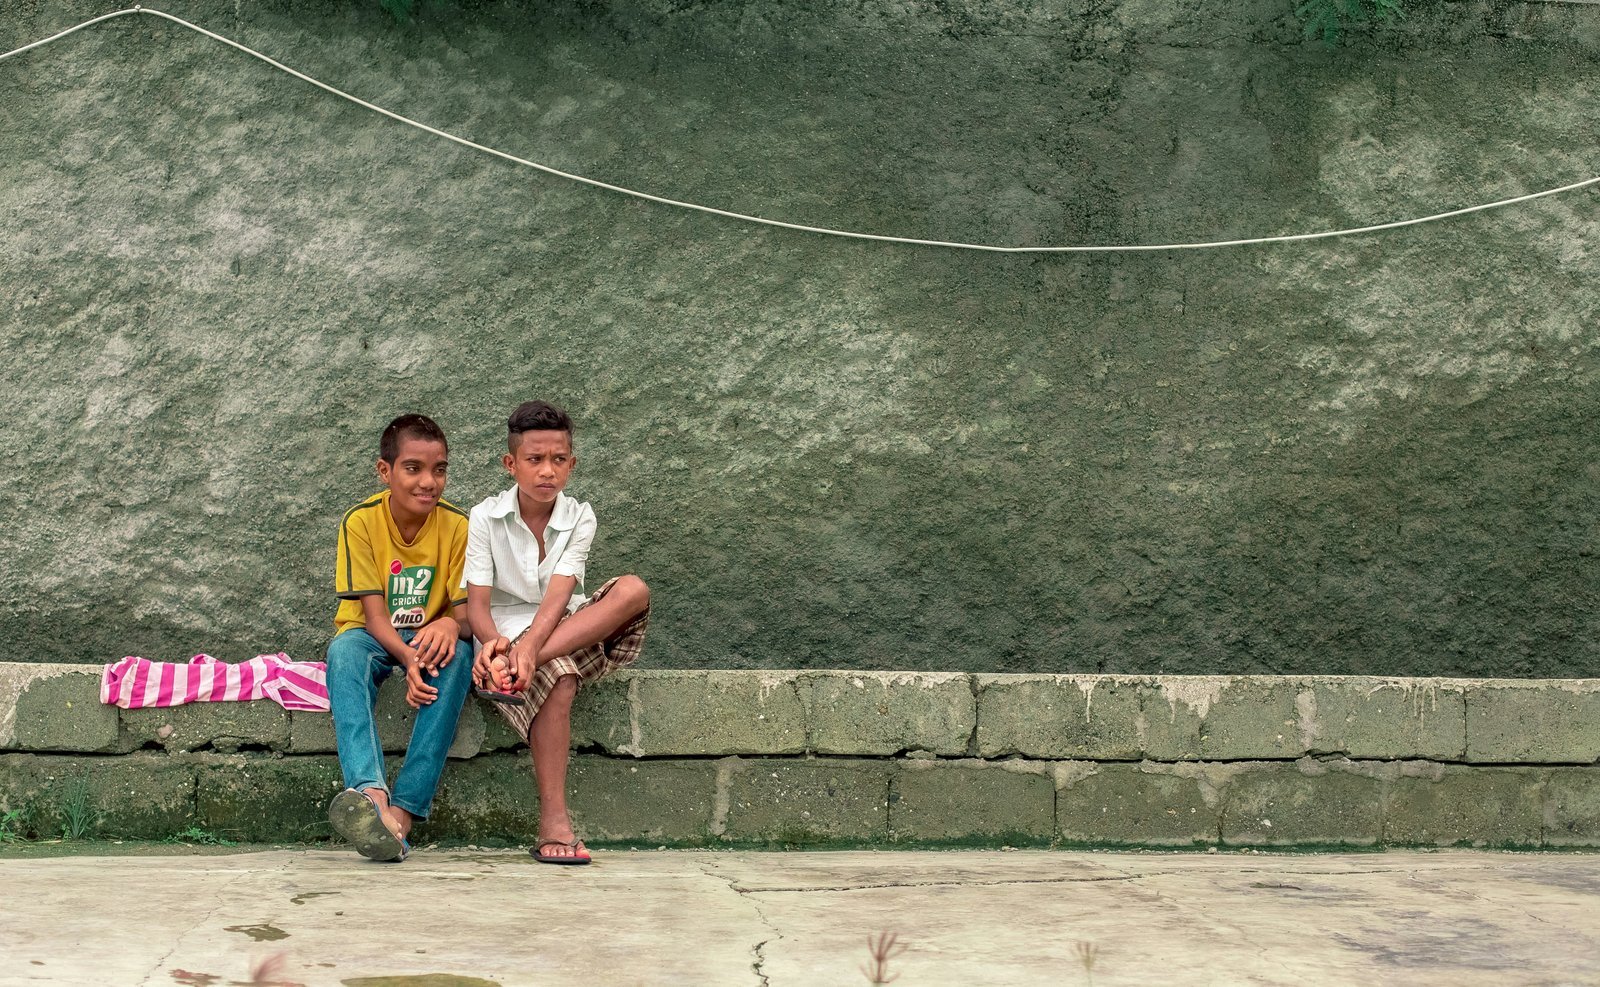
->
xmin=1406 ymin=870 xmax=1558 ymax=929
xmin=141 ymin=865 xmax=256 ymax=986
xmin=698 ymin=861 xmax=785 ymax=987
xmin=751 ymin=938 xmax=773 ymax=987
xmin=730 ymin=862 xmax=1511 ymax=896
xmin=731 ymin=872 xmax=1166 ymax=894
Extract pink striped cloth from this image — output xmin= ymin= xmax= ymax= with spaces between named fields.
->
xmin=100 ymin=653 xmax=329 ymax=711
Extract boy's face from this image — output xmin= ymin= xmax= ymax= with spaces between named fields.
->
xmin=377 ymin=437 xmax=448 ymax=521
xmin=504 ymin=430 xmax=575 ymax=508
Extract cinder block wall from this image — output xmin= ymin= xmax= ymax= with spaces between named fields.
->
xmin=3 ymin=664 xmax=1597 ymax=848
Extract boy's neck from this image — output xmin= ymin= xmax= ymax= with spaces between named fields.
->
xmin=387 ymin=496 xmax=430 ymax=542
xmin=517 ymin=489 xmax=556 ymax=532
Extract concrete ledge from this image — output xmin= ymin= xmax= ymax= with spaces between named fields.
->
xmin=3 ymin=667 xmax=1594 ymax=765
xmin=1 ymin=664 xmax=1598 ymax=847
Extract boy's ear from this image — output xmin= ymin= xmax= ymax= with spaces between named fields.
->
xmin=502 ymin=452 xmax=515 ymax=473
xmin=376 ymin=457 xmax=392 ymax=484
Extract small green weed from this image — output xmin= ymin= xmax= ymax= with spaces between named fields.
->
xmin=57 ymin=779 xmax=96 ymax=841
xmin=0 ymin=807 xmax=28 ymax=843
xmin=167 ymin=826 xmax=238 ymax=847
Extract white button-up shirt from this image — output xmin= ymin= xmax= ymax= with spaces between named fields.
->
xmin=462 ymin=486 xmax=596 ymax=641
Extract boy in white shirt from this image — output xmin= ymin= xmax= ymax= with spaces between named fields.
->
xmin=464 ymin=400 xmax=651 ymax=864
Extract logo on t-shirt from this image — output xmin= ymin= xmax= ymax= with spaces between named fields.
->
xmin=388 ymin=561 xmax=434 ymax=629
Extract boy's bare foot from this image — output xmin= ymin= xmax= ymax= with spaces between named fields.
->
xmin=364 ymin=789 xmax=409 ymax=842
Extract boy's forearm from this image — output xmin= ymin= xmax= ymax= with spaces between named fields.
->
xmin=449 ymin=605 xmax=473 ymax=639
xmin=369 ymin=621 xmax=416 ymax=665
xmin=522 ymin=578 xmax=577 ymax=662
xmin=359 ymin=597 xmax=415 ymax=665
xmin=466 ymin=596 xmax=499 ymax=643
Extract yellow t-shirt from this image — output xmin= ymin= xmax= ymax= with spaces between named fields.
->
xmin=333 ymin=491 xmax=470 ymax=636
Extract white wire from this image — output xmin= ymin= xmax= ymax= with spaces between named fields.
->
xmin=2 ymin=5 xmax=1597 ymax=253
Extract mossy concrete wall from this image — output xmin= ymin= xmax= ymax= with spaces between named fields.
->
xmin=1 ymin=1 xmax=1597 ymax=674
xmin=3 ymin=664 xmax=1599 ymax=847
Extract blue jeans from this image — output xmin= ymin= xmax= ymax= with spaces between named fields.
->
xmin=326 ymin=627 xmax=474 ymax=819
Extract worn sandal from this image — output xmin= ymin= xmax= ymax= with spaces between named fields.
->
xmin=532 ymin=837 xmax=591 ymax=865
xmin=328 ymin=788 xmax=408 ymax=862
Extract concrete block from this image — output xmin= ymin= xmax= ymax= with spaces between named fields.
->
xmin=1221 ymin=760 xmax=1385 ymax=847
xmin=1310 ymin=678 xmax=1467 ymax=760
xmin=5 ymin=666 xmax=119 ymax=753
xmin=572 ymin=757 xmax=721 ymax=845
xmin=976 ymin=675 xmax=1141 ymax=759
xmin=1192 ymin=678 xmax=1307 ymax=760
xmin=0 ymin=752 xmax=196 ymax=839
xmin=889 ymin=760 xmax=1054 ymax=845
xmin=429 ymin=755 xmax=720 ymax=845
xmin=288 ymin=709 xmax=339 ymax=754
xmin=120 ymin=702 xmax=290 ymax=754
xmin=1055 ymin=762 xmax=1219 ymax=847
xmin=426 ymin=753 xmax=539 ymax=843
xmin=194 ymin=754 xmax=345 ymax=843
xmin=803 ymin=671 xmax=973 ymax=756
xmin=1137 ymin=676 xmax=1224 ymax=760
xmin=570 ymin=674 xmax=634 ymax=753
xmin=1465 ymin=681 xmax=1600 ymax=763
xmin=722 ymin=758 xmax=892 ymax=844
xmin=633 ymin=671 xmax=806 ymax=756
xmin=1385 ymin=764 xmax=1544 ymax=847
xmin=448 ymin=701 xmax=486 ymax=759
xmin=1544 ymin=767 xmax=1600 ymax=848
xmin=478 ymin=702 xmax=528 ymax=752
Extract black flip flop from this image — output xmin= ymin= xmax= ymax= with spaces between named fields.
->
xmin=328 ymin=788 xmax=407 ymax=862
xmin=475 ymin=688 xmax=527 ymax=707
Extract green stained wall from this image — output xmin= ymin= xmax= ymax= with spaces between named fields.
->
xmin=1 ymin=0 xmax=1596 ymax=674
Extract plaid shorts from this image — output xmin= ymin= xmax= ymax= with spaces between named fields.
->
xmin=493 ymin=576 xmax=648 ymax=740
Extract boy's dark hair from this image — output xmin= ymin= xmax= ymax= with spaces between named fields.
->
xmin=379 ymin=414 xmax=449 ymax=463
xmin=507 ymin=400 xmax=574 ymax=451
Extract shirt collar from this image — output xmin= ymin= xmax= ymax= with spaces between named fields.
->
xmin=487 ymin=486 xmax=579 ymax=531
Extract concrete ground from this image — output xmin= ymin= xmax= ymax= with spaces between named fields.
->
xmin=2 ymin=847 xmax=1598 ymax=986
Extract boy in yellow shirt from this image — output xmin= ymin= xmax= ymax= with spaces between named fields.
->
xmin=326 ymin=414 xmax=474 ymax=862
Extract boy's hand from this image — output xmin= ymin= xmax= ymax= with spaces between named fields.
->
xmin=413 ymin=617 xmax=460 ymax=673
xmin=473 ymin=637 xmax=509 ymax=689
xmin=403 ymin=661 xmax=439 ymax=708
xmin=508 ymin=635 xmax=539 ymax=692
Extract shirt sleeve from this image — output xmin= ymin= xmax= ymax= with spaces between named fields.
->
xmin=462 ymin=505 xmax=495 ymax=588
xmin=448 ymin=514 xmax=469 ymax=607
xmin=336 ymin=510 xmax=383 ymax=599
xmin=551 ymin=503 xmax=596 ymax=589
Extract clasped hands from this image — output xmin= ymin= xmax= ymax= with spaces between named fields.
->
xmin=472 ymin=635 xmax=540 ymax=695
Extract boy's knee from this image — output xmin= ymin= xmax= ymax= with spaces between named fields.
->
xmin=546 ymin=674 xmax=578 ymax=706
xmin=616 ymin=574 xmax=650 ymax=608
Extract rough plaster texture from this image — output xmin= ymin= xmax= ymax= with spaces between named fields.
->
xmin=1 ymin=1 xmax=1598 ymax=675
